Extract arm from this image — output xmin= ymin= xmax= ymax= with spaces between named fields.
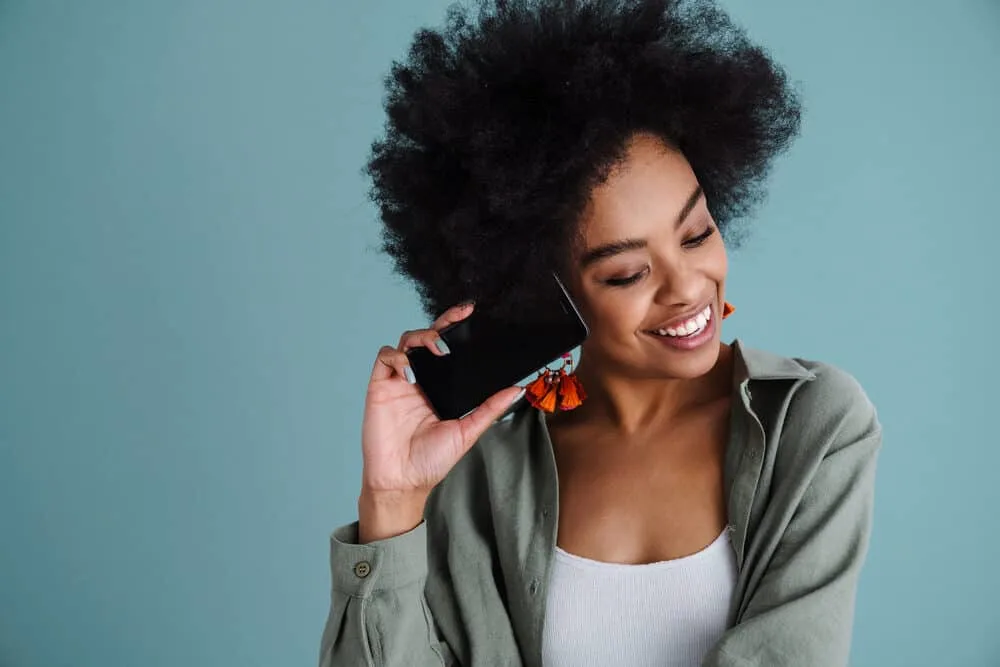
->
xmin=703 ymin=374 xmax=883 ymax=666
xmin=321 ymin=302 xmax=522 ymax=666
xmin=319 ymin=520 xmax=457 ymax=667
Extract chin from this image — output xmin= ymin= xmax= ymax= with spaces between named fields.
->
xmin=656 ymin=346 xmax=721 ymax=379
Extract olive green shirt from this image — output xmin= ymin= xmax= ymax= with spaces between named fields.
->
xmin=320 ymin=340 xmax=882 ymax=666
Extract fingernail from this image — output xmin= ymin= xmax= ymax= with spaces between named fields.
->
xmin=511 ymin=387 xmax=526 ymax=406
xmin=434 ymin=338 xmax=451 ymax=355
xmin=403 ymin=366 xmax=417 ymax=384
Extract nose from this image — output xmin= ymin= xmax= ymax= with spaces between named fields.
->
xmin=651 ymin=257 xmax=703 ymax=307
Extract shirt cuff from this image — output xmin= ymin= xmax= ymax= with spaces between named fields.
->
xmin=330 ymin=521 xmax=428 ymax=597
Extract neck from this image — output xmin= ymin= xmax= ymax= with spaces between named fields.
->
xmin=564 ymin=342 xmax=734 ymax=435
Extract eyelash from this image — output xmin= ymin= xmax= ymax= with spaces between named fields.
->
xmin=683 ymin=225 xmax=715 ymax=248
xmin=604 ymin=269 xmax=647 ymax=287
xmin=602 ymin=226 xmax=716 ymax=287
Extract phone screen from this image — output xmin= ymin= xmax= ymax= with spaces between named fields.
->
xmin=406 ymin=274 xmax=589 ymax=420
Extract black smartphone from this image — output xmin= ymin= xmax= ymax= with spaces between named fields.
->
xmin=406 ymin=273 xmax=589 ymax=420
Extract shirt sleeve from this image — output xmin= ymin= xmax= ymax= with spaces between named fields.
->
xmin=318 ymin=521 xmax=458 ymax=667
xmin=702 ymin=370 xmax=883 ymax=667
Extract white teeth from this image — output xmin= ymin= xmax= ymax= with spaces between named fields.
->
xmin=651 ymin=305 xmax=712 ymax=338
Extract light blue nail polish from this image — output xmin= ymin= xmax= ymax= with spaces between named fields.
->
xmin=404 ymin=366 xmax=417 ymax=384
xmin=435 ymin=339 xmax=451 ymax=355
xmin=511 ymin=388 xmax=526 ymax=406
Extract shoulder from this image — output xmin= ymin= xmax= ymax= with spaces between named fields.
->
xmin=734 ymin=340 xmax=878 ymax=430
xmin=736 ymin=348 xmax=885 ymax=538
xmin=785 ymin=356 xmax=881 ymax=454
xmin=741 ymin=347 xmax=883 ymax=478
xmin=737 ymin=341 xmax=881 ymax=459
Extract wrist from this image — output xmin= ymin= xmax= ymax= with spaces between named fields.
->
xmin=357 ymin=488 xmax=429 ymax=543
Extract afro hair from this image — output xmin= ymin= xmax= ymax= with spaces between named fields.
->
xmin=366 ymin=0 xmax=802 ymax=320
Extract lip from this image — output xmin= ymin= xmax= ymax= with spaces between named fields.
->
xmin=644 ymin=305 xmax=717 ymax=351
xmin=643 ymin=301 xmax=715 ymax=334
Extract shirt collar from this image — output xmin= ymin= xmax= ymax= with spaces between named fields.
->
xmin=732 ymin=338 xmax=816 ymax=382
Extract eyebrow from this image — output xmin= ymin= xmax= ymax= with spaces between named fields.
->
xmin=579 ymin=185 xmax=704 ymax=268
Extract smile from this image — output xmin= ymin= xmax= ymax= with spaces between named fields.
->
xmin=643 ymin=303 xmax=717 ymax=352
xmin=648 ymin=304 xmax=712 ymax=338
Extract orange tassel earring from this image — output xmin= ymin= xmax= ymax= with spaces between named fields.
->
xmin=525 ymin=353 xmax=586 ymax=413
xmin=722 ymin=301 xmax=735 ymax=320
xmin=524 ymin=368 xmax=556 ymax=412
xmin=556 ymin=353 xmax=586 ymax=411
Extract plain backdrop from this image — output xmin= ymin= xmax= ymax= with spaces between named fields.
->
xmin=1 ymin=1 xmax=998 ymax=665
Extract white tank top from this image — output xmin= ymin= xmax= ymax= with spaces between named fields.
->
xmin=540 ymin=528 xmax=737 ymax=667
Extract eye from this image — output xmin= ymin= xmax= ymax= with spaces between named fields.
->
xmin=603 ymin=267 xmax=648 ymax=287
xmin=682 ymin=226 xmax=715 ymax=249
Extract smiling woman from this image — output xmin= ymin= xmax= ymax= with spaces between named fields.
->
xmin=320 ymin=1 xmax=882 ymax=666
xmin=572 ymin=137 xmax=730 ymax=376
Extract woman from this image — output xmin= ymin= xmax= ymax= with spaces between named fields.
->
xmin=321 ymin=1 xmax=882 ymax=666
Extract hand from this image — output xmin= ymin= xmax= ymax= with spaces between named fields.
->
xmin=359 ymin=302 xmax=524 ymax=506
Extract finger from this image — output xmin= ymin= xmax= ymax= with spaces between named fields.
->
xmin=370 ymin=345 xmax=416 ymax=384
xmin=456 ymin=385 xmax=526 ymax=447
xmin=431 ymin=301 xmax=475 ymax=332
xmin=398 ymin=329 xmax=450 ymax=355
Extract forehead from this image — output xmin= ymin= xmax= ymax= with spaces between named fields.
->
xmin=578 ymin=134 xmax=700 ymax=244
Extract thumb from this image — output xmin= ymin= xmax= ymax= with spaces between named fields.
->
xmin=456 ymin=386 xmax=526 ymax=448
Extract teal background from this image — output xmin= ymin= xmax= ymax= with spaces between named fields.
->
xmin=1 ymin=1 xmax=998 ymax=665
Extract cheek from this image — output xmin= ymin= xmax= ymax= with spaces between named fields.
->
xmin=582 ymin=287 xmax=651 ymax=337
xmin=706 ymin=241 xmax=728 ymax=282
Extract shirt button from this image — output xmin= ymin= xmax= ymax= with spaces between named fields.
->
xmin=354 ymin=561 xmax=372 ymax=578
xmin=529 ymin=579 xmax=539 ymax=596
xmin=541 ymin=508 xmax=549 ymax=519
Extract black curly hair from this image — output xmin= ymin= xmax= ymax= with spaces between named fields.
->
xmin=366 ymin=0 xmax=801 ymax=320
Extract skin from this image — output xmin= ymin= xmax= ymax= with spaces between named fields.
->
xmin=547 ymin=132 xmax=734 ymax=563
xmin=358 ymin=132 xmax=734 ymax=562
